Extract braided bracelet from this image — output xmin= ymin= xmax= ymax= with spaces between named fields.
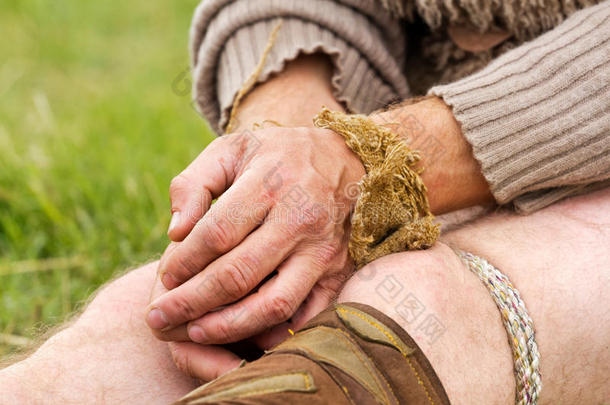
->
xmin=458 ymin=250 xmax=542 ymax=405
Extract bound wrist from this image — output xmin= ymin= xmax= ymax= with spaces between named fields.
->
xmin=370 ymin=97 xmax=494 ymax=214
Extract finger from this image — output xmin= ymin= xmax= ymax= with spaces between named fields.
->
xmin=148 ymin=221 xmax=298 ymax=331
xmin=156 ymin=243 xmax=181 ymax=290
xmin=149 ymin=264 xmax=168 ymax=303
xmin=150 ymin=323 xmax=190 ymax=342
xmin=168 ymin=132 xmax=256 ymax=242
xmin=159 ymin=170 xmax=272 ymax=288
xmin=185 ymin=253 xmax=321 ymax=345
xmin=147 ymin=262 xmax=171 ymax=333
xmin=167 ymin=172 xmax=213 ymax=242
xmin=252 ymin=282 xmax=337 ymax=349
xmin=149 ymin=270 xmax=334 ymax=345
xmin=168 ymin=342 xmax=242 ymax=382
xmin=148 ymin=264 xmax=193 ymax=342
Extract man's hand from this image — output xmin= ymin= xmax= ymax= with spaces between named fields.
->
xmin=146 ymin=270 xmax=244 ymax=382
xmin=147 ymin=125 xmax=364 ymax=344
xmin=145 ymin=51 xmax=494 ymax=370
xmin=145 ymin=54 xmax=360 ymax=346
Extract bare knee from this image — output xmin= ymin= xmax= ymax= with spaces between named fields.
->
xmin=338 ymin=243 xmax=514 ymax=405
xmin=439 ymin=189 xmax=610 ymax=403
xmin=339 ymin=243 xmax=460 ymax=325
xmin=0 ymin=261 xmax=197 ymax=404
xmin=77 ymin=261 xmax=159 ymax=328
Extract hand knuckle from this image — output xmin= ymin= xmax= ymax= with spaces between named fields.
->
xmin=169 ymin=173 xmax=189 ymax=196
xmin=213 ymin=319 xmax=235 ymax=343
xmin=169 ymin=294 xmax=199 ymax=321
xmin=217 ymin=262 xmax=252 ymax=300
xmin=315 ymin=242 xmax=342 ymax=267
xmin=173 ymin=346 xmax=197 ymax=378
xmin=265 ymin=294 xmax=295 ymax=324
xmin=281 ymin=222 xmax=302 ymax=241
xmin=206 ymin=217 xmax=235 ymax=253
xmin=169 ymin=344 xmax=188 ymax=373
xmin=175 ymin=253 xmax=200 ymax=278
xmin=301 ymin=204 xmax=328 ymax=232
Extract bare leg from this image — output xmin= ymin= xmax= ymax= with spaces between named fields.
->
xmin=1 ymin=188 xmax=608 ymax=403
xmin=338 ymin=188 xmax=610 ymax=404
xmin=0 ymin=262 xmax=198 ymax=404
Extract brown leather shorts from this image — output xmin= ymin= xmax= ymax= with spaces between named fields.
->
xmin=175 ymin=302 xmax=450 ymax=404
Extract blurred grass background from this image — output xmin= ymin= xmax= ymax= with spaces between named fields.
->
xmin=0 ymin=0 xmax=214 ymax=357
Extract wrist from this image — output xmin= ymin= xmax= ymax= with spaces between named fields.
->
xmin=371 ymin=97 xmax=494 ymax=214
xmin=230 ymin=54 xmax=344 ymax=132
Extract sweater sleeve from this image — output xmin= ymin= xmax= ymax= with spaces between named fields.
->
xmin=189 ymin=0 xmax=410 ymax=134
xmin=429 ymin=1 xmax=610 ymax=213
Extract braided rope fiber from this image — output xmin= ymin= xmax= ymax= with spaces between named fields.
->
xmin=458 ymin=251 xmax=542 ymax=405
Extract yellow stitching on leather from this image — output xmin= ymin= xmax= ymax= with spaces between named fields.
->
xmin=319 ymin=327 xmax=391 ymax=405
xmin=304 ymin=372 xmax=311 ymax=390
xmin=404 ymin=354 xmax=435 ymax=405
xmin=342 ymin=385 xmax=357 ymax=405
xmin=273 ymin=326 xmax=397 ymax=405
xmin=340 ymin=384 xmax=359 ymax=405
xmin=333 ymin=328 xmax=398 ymax=405
xmin=336 ymin=306 xmax=435 ymax=405
xmin=336 ymin=306 xmax=410 ymax=358
xmin=337 ymin=306 xmax=434 ymax=405
xmin=336 ymin=305 xmax=415 ymax=356
xmin=181 ymin=371 xmax=316 ymax=404
xmin=188 ymin=373 xmax=315 ymax=404
xmin=277 ymin=329 xmax=380 ymax=399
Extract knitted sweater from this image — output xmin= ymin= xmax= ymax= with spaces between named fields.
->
xmin=189 ymin=0 xmax=610 ymax=212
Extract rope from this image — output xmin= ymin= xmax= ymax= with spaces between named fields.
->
xmin=458 ymin=251 xmax=542 ymax=405
xmin=314 ymin=108 xmax=439 ymax=268
xmin=225 ymin=21 xmax=283 ymax=134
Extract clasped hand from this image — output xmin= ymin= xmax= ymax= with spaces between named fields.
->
xmin=146 ymin=126 xmax=365 ymax=348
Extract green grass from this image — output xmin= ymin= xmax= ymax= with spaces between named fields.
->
xmin=0 ymin=0 xmax=215 ymax=357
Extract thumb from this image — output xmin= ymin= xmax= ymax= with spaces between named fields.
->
xmin=168 ymin=342 xmax=243 ymax=382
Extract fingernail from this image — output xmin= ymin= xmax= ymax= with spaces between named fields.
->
xmin=168 ymin=211 xmax=181 ymax=234
xmin=188 ymin=325 xmax=206 ymax=343
xmin=147 ymin=308 xmax=169 ymax=330
xmin=161 ymin=272 xmax=178 ymax=289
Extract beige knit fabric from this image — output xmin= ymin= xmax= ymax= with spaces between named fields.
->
xmin=430 ymin=1 xmax=610 ymax=210
xmin=383 ymin=0 xmax=599 ymax=41
xmin=189 ymin=0 xmax=609 ymax=213
xmin=190 ymin=0 xmax=409 ymax=133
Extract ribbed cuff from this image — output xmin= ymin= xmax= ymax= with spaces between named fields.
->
xmin=190 ymin=0 xmax=410 ymax=133
xmin=429 ymin=2 xmax=610 ymax=212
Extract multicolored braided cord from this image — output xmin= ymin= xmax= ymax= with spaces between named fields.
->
xmin=458 ymin=251 xmax=542 ymax=405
